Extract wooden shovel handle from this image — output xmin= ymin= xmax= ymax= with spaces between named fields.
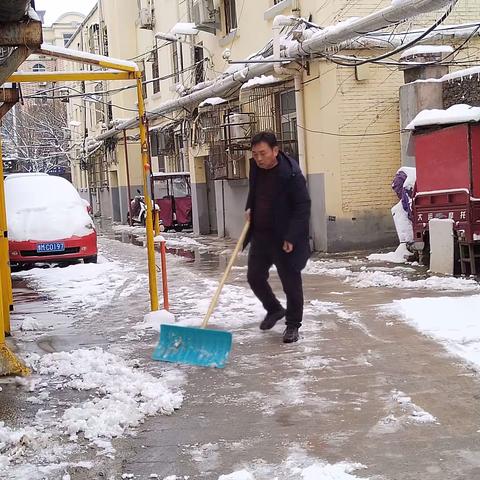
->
xmin=201 ymin=221 xmax=250 ymax=329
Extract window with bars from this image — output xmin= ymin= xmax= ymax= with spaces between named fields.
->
xmin=246 ymin=84 xmax=299 ymax=161
xmin=224 ymin=0 xmax=237 ymax=33
xmin=88 ymin=24 xmax=100 ymax=54
xmin=151 ymin=40 xmax=160 ymax=94
xmin=194 ymin=45 xmax=205 ymax=85
xmin=95 ymin=83 xmax=104 ymax=125
xmin=278 ymin=90 xmax=298 ymax=160
xmin=171 ymin=43 xmax=180 ymax=84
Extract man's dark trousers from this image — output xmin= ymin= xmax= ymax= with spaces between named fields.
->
xmin=247 ymin=234 xmax=303 ymax=328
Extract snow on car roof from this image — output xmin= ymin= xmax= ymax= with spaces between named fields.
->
xmin=5 ymin=174 xmax=92 ymax=242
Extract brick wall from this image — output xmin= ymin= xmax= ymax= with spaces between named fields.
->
xmin=337 ymin=65 xmax=402 ymax=212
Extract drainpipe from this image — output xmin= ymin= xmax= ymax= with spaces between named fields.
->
xmin=293 ymin=74 xmax=307 ymax=175
xmin=272 ymin=15 xmax=307 ymax=175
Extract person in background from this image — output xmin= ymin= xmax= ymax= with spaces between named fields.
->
xmin=244 ymin=132 xmax=311 ymax=343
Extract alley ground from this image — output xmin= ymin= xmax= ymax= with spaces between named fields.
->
xmin=2 ymin=223 xmax=480 ymax=480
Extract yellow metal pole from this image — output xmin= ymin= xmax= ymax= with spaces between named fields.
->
xmin=0 ymin=139 xmax=12 ymax=335
xmin=154 ymin=211 xmax=160 ymax=236
xmin=136 ymin=76 xmax=159 ymax=311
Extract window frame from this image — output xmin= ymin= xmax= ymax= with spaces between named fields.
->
xmin=224 ymin=0 xmax=237 ymax=34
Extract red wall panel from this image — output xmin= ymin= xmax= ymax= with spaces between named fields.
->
xmin=470 ymin=124 xmax=480 ymax=198
xmin=415 ymin=124 xmax=471 ymax=193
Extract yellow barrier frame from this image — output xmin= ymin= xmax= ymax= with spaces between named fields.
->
xmin=1 ymin=50 xmax=160 ymax=375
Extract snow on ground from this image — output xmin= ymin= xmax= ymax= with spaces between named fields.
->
xmin=135 ymin=310 xmax=176 ymax=331
xmin=12 ymin=258 xmax=138 ymax=317
xmin=162 ymin=235 xmax=204 ymax=249
xmin=371 ymin=389 xmax=437 ymax=436
xmin=217 ymin=447 xmax=368 ymax=479
xmin=0 ymin=348 xmax=184 ymax=479
xmin=113 ymin=224 xmax=147 ymax=236
xmin=113 ymin=224 xmax=211 ymax=251
xmin=39 ymin=349 xmax=183 ymax=446
xmin=305 ymin=259 xmax=479 ymax=291
xmin=367 ymin=243 xmax=411 ymax=264
xmin=388 ymin=295 xmax=480 ymax=370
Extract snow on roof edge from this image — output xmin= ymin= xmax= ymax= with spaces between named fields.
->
xmin=40 ymin=44 xmax=138 ymax=71
xmin=406 ymin=104 xmax=480 ymax=130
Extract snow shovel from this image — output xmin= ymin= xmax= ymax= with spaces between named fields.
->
xmin=152 ymin=221 xmax=250 ymax=368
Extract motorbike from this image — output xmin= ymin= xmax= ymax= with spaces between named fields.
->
xmin=127 ymin=190 xmax=160 ymax=226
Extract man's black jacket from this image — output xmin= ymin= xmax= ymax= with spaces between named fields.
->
xmin=244 ymin=151 xmax=311 ymax=271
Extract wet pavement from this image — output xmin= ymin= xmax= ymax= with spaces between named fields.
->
xmin=3 ymin=223 xmax=480 ymax=479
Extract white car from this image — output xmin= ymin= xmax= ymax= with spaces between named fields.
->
xmin=5 ymin=173 xmax=98 ymax=265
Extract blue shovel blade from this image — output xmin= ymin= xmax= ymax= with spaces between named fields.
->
xmin=152 ymin=324 xmax=233 ymax=368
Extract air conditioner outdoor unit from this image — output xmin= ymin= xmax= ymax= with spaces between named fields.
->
xmin=138 ymin=7 xmax=154 ymax=30
xmin=221 ymin=113 xmax=252 ymax=143
xmin=192 ymin=0 xmax=218 ymax=34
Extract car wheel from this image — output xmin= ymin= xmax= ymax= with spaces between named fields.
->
xmin=84 ymin=255 xmax=98 ymax=264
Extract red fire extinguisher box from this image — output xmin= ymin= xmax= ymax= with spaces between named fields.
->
xmin=414 ymin=123 xmax=480 ymax=197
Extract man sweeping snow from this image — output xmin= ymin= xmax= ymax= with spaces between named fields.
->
xmin=244 ymin=132 xmax=311 ymax=343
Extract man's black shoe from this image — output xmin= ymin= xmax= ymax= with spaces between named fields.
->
xmin=260 ymin=308 xmax=286 ymax=331
xmin=283 ymin=326 xmax=299 ymax=343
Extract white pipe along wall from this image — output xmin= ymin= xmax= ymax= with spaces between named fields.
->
xmin=95 ymin=0 xmax=456 ymax=142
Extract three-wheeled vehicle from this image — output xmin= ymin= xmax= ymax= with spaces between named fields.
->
xmin=152 ymin=172 xmax=192 ymax=232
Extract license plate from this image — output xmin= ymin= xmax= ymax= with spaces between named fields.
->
xmin=36 ymin=242 xmax=65 ymax=253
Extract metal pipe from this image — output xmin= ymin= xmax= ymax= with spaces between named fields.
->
xmin=294 ymin=74 xmax=307 ymax=175
xmin=0 ymin=139 xmax=12 ymax=336
xmin=96 ymin=0 xmax=455 ymax=139
xmin=136 ymin=76 xmax=159 ymax=311
xmin=160 ymin=239 xmax=169 ymax=310
xmin=286 ymin=0 xmax=456 ymax=57
xmin=123 ymin=129 xmax=133 ymax=226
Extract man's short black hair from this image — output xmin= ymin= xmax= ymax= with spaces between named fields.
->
xmin=251 ymin=131 xmax=279 ymax=149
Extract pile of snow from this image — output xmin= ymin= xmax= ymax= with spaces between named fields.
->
xmin=134 ymin=310 xmax=176 ymax=331
xmin=388 ymin=295 xmax=480 ymax=370
xmin=5 ymin=174 xmax=94 ymax=242
xmin=199 ymin=97 xmax=228 ymax=108
xmin=392 ymin=390 xmax=437 ymax=424
xmin=0 ymin=420 xmax=94 ymax=477
xmin=400 ymin=45 xmax=453 ymax=59
xmin=240 ymin=75 xmax=283 ymax=90
xmin=20 ymin=316 xmax=42 ymax=331
xmin=406 ymin=104 xmax=480 ymax=130
xmin=13 ymin=261 xmax=129 ymax=316
xmin=304 ymin=259 xmax=479 ymax=291
xmin=217 ymin=449 xmax=367 ymax=479
xmin=113 ymin=224 xmax=147 ymax=236
xmin=368 ymin=243 xmax=412 ymax=264
xmin=37 ymin=348 xmax=183 ymax=447
xmin=164 ymin=235 xmax=204 ymax=249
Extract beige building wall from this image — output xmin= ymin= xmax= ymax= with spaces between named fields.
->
xmin=63 ymin=0 xmax=480 ymax=249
